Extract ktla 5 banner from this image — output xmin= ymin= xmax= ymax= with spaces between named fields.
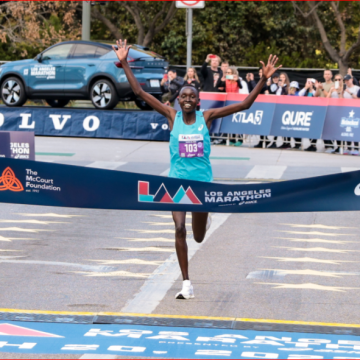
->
xmin=2 ymin=158 xmax=360 ymax=213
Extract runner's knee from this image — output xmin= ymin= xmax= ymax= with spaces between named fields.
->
xmin=193 ymin=233 xmax=205 ymax=243
xmin=175 ymin=224 xmax=186 ymax=239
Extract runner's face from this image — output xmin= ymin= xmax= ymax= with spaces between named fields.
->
xmin=179 ymin=87 xmax=198 ymax=113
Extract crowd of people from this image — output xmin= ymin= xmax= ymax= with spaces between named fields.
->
xmin=159 ymin=54 xmax=360 ymax=155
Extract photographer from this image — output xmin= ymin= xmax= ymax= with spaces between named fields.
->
xmin=217 ymin=67 xmax=243 ymax=93
xmin=299 ymin=78 xmax=317 ymax=97
xmin=201 ymin=54 xmax=223 ymax=92
xmin=160 ymin=69 xmax=184 ymax=105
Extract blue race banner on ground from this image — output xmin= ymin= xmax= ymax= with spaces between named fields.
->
xmin=270 ymin=97 xmax=328 ymax=139
xmin=1 ymin=158 xmax=360 ymax=213
xmin=0 ymin=107 xmax=170 ymax=141
xmin=220 ymin=94 xmax=275 ymax=135
xmin=322 ymin=98 xmax=360 ymax=141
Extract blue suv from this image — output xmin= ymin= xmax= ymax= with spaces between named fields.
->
xmin=0 ymin=40 xmax=168 ymax=110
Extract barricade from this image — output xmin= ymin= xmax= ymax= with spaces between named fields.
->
xmin=199 ymin=93 xmax=360 ymax=152
xmin=0 ymin=107 xmax=170 ymax=141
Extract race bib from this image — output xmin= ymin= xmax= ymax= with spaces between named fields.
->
xmin=179 ymin=134 xmax=204 ymax=158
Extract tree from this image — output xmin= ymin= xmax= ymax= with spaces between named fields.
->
xmin=91 ymin=1 xmax=177 ymax=46
xmin=292 ymin=1 xmax=360 ymax=74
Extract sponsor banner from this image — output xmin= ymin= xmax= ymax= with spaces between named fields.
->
xmin=0 ymin=131 xmax=35 ymax=160
xmin=1 ymin=158 xmax=360 ymax=213
xmin=0 ymin=320 xmax=359 ymax=358
xmin=220 ymin=94 xmax=275 ymax=135
xmin=322 ymin=98 xmax=360 ymax=141
xmin=0 ymin=107 xmax=170 ymax=141
xmin=270 ymin=97 xmax=328 ymax=139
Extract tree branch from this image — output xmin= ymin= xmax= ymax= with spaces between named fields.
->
xmin=308 ymin=1 xmax=340 ymax=63
xmin=291 ymin=1 xmax=323 ymax=18
xmin=122 ymin=2 xmax=144 ymax=44
xmin=92 ymin=7 xmax=123 ymax=40
xmin=330 ymin=1 xmax=346 ymax=55
xmin=154 ymin=2 xmax=176 ymax=33
xmin=344 ymin=25 xmax=360 ymax=62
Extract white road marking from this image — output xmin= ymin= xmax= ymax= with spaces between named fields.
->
xmin=0 ymin=236 xmax=34 ymax=242
xmin=0 ymin=258 xmax=115 ymax=272
xmin=341 ymin=167 xmax=360 ymax=173
xmin=107 ymin=247 xmax=174 ymax=253
xmin=75 ymin=270 xmax=151 ymax=278
xmin=16 ymin=213 xmax=83 ymax=218
xmin=81 ymin=355 xmax=117 ymax=360
xmin=0 ymin=220 xmax=67 ymax=225
xmin=121 ymin=213 xmax=230 ymax=314
xmin=0 ymin=227 xmax=51 ymax=233
xmin=86 ymin=161 xmax=126 ymax=170
xmin=160 ymin=168 xmax=169 ymax=176
xmin=89 ymin=259 xmax=163 ymax=266
xmin=246 ymin=165 xmax=287 ymax=179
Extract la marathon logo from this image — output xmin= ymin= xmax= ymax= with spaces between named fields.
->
xmin=138 ymin=181 xmax=202 ymax=205
xmin=0 ymin=167 xmax=24 ymax=192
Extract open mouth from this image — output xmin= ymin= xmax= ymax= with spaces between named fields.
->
xmin=184 ymin=104 xmax=192 ymax=109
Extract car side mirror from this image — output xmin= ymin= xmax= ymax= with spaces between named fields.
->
xmin=36 ymin=54 xmax=42 ymax=63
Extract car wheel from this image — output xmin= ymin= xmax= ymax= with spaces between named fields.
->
xmin=90 ymin=79 xmax=118 ymax=110
xmin=46 ymin=99 xmax=70 ymax=108
xmin=1 ymin=77 xmax=27 ymax=107
xmin=135 ymin=98 xmax=153 ymax=111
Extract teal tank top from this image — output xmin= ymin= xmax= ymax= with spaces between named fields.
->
xmin=169 ymin=111 xmax=213 ymax=182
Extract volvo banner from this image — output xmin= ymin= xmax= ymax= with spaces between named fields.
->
xmin=0 ymin=107 xmax=170 ymax=141
xmin=1 ymin=158 xmax=360 ymax=213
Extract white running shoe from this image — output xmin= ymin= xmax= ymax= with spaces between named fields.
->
xmin=175 ymin=280 xmax=195 ymax=300
xmin=206 ymin=214 xmax=212 ymax=231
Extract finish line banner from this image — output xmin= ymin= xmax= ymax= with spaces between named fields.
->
xmin=1 ymin=158 xmax=360 ymax=213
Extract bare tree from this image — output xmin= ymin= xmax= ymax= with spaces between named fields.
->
xmin=92 ymin=1 xmax=177 ymax=46
xmin=292 ymin=1 xmax=360 ymax=75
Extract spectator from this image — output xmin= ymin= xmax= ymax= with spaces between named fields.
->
xmin=348 ymin=68 xmax=359 ymax=86
xmin=289 ymin=81 xmax=300 ymax=96
xmin=201 ymin=54 xmax=222 ymax=92
xmin=327 ymin=74 xmax=343 ymax=98
xmin=343 ymin=75 xmax=360 ymax=99
xmin=315 ymin=70 xmax=334 ymax=97
xmin=160 ymin=69 xmax=184 ymax=105
xmin=184 ymin=67 xmax=201 ymax=92
xmin=245 ymin=72 xmax=257 ymax=92
xmin=299 ymin=78 xmax=317 ymax=97
xmin=267 ymin=72 xmax=280 ymax=95
xmin=217 ymin=61 xmax=229 ymax=92
xmin=276 ymin=72 xmax=290 ymax=95
xmin=217 ymin=67 xmax=244 ymax=93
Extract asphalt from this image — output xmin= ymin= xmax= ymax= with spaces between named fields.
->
xmin=0 ymin=136 xmax=360 ymax=358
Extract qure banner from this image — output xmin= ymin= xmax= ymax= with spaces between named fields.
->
xmin=1 ymin=158 xmax=360 ymax=213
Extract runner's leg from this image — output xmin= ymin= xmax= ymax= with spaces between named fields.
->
xmin=192 ymin=212 xmax=209 ymax=243
xmin=172 ymin=211 xmax=188 ymax=280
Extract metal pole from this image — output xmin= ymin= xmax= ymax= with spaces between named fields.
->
xmin=82 ymin=1 xmax=91 ymax=41
xmin=186 ymin=8 xmax=193 ymax=69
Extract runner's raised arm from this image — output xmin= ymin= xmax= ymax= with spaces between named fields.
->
xmin=112 ymin=40 xmax=176 ymax=125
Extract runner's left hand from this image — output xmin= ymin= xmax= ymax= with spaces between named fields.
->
xmin=260 ymin=55 xmax=282 ymax=79
xmin=112 ymin=39 xmax=132 ymax=63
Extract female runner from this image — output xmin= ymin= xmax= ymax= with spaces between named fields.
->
xmin=113 ymin=40 xmax=281 ymax=300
